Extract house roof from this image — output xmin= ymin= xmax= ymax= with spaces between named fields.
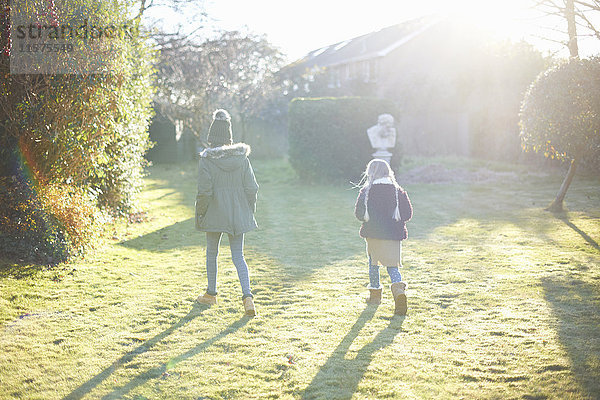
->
xmin=287 ymin=15 xmax=443 ymax=72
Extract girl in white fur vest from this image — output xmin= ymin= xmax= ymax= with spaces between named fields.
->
xmin=354 ymin=159 xmax=413 ymax=315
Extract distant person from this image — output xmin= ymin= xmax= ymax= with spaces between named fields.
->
xmin=354 ymin=159 xmax=413 ymax=316
xmin=195 ymin=109 xmax=259 ymax=317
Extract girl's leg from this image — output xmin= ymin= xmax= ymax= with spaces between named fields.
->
xmin=228 ymin=233 xmax=253 ymax=299
xmin=368 ymin=255 xmax=383 ymax=290
xmin=366 ymin=255 xmax=383 ymax=304
xmin=386 ymin=266 xmax=402 ymax=283
xmin=387 ymin=241 xmax=403 ymax=284
xmin=205 ymin=232 xmax=223 ymax=296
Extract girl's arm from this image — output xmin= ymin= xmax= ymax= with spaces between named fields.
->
xmin=354 ymin=188 xmax=366 ymax=221
xmin=196 ymin=160 xmax=213 ymax=217
xmin=243 ymin=159 xmax=259 ymax=213
xmin=399 ymin=190 xmax=413 ymax=222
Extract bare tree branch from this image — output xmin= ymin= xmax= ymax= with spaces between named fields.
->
xmin=574 ymin=2 xmax=600 ymax=39
xmin=153 ymin=30 xmax=285 ymax=141
xmin=532 ymin=0 xmax=600 ymax=55
xmin=574 ymin=0 xmax=600 ymax=10
xmin=531 ymin=32 xmax=569 ymax=45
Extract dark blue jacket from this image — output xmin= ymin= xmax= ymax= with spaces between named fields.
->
xmin=354 ymin=183 xmax=413 ymax=240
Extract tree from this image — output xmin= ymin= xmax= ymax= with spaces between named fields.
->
xmin=135 ymin=0 xmax=207 ymax=45
xmin=154 ymin=30 xmax=285 ymax=144
xmin=533 ymin=0 xmax=600 ymax=57
xmin=198 ymin=31 xmax=285 ymax=143
xmin=154 ymin=39 xmax=210 ymax=139
xmin=519 ymin=57 xmax=600 ymax=212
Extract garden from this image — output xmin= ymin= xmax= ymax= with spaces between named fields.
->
xmin=1 ymin=157 xmax=599 ymax=399
xmin=1 ymin=1 xmax=600 ymax=399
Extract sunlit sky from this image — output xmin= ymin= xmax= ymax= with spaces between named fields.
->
xmin=205 ymin=0 xmax=566 ymax=60
xmin=151 ymin=0 xmax=599 ymax=61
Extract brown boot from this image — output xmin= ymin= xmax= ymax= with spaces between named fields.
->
xmin=366 ymin=288 xmax=382 ymax=305
xmin=243 ymin=297 xmax=256 ymax=317
xmin=390 ymin=282 xmax=407 ymax=316
xmin=196 ymin=292 xmax=217 ymax=305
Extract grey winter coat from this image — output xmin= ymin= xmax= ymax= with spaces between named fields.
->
xmin=195 ymin=143 xmax=259 ymax=235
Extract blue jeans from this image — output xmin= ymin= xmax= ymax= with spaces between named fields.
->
xmin=368 ymin=256 xmax=402 ymax=289
xmin=205 ymin=232 xmax=253 ymax=299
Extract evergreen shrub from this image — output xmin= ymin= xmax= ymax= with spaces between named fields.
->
xmin=288 ymin=97 xmax=398 ymax=182
xmin=520 ymin=57 xmax=600 ymax=170
xmin=0 ymin=0 xmax=155 ymax=263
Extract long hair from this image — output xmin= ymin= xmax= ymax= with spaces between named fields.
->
xmin=358 ymin=159 xmax=402 ymax=222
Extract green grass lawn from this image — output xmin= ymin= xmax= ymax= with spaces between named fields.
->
xmin=1 ymin=157 xmax=599 ymax=400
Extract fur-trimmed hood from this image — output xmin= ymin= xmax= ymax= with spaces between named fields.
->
xmin=200 ymin=143 xmax=251 ymax=159
xmin=199 ymin=143 xmax=251 ymax=172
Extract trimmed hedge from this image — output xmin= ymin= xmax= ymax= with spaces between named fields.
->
xmin=288 ymin=97 xmax=399 ymax=182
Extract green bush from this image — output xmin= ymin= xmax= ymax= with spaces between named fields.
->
xmin=87 ymin=37 xmax=156 ymax=212
xmin=0 ymin=176 xmax=101 ymax=264
xmin=147 ymin=112 xmax=178 ymax=164
xmin=0 ymin=0 xmax=155 ymax=263
xmin=288 ymin=97 xmax=398 ymax=182
xmin=520 ymin=57 xmax=600 ymax=169
xmin=0 ymin=178 xmax=64 ymax=264
xmin=146 ymin=110 xmax=197 ymax=164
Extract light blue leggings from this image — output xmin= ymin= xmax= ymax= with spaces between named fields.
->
xmin=368 ymin=256 xmax=402 ymax=289
xmin=205 ymin=232 xmax=253 ymax=299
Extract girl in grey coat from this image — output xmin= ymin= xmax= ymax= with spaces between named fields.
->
xmin=195 ymin=109 xmax=259 ymax=316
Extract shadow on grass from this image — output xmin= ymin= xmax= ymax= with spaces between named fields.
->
xmin=98 ymin=316 xmax=249 ymax=400
xmin=542 ymin=276 xmax=600 ymax=398
xmin=63 ymin=302 xmax=210 ymax=400
xmin=118 ymin=218 xmax=199 ymax=252
xmin=555 ymin=214 xmax=600 ymax=251
xmin=0 ymin=261 xmax=47 ymax=279
xmin=301 ymin=306 xmax=404 ymax=400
